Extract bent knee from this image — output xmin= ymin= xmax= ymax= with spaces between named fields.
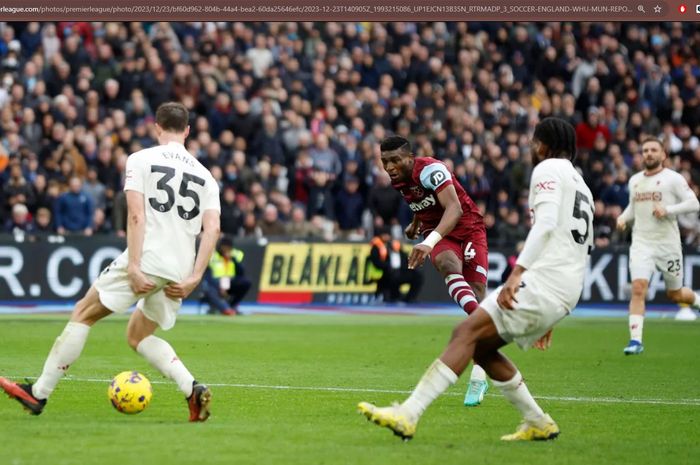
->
xmin=71 ymin=296 xmax=105 ymax=326
xmin=666 ymin=288 xmax=682 ymax=302
xmin=126 ymin=323 xmax=148 ymax=351
xmin=126 ymin=332 xmax=144 ymax=351
xmin=435 ymin=254 xmax=461 ymax=276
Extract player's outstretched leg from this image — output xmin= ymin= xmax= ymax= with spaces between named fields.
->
xmin=0 ymin=378 xmax=46 ymax=415
xmin=463 ymin=364 xmax=489 ymax=406
xmin=358 ymin=309 xmax=496 ymax=440
xmin=0 ymin=287 xmax=110 ymax=415
xmin=127 ymin=307 xmax=211 ymax=422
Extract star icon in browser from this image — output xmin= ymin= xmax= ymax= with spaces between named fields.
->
xmin=653 ymin=4 xmax=662 ymax=13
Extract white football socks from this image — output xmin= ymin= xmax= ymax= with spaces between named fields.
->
xmin=33 ymin=322 xmax=91 ymax=400
xmin=629 ymin=314 xmax=644 ymax=343
xmin=137 ymin=335 xmax=195 ymax=397
xmin=469 ymin=364 xmax=487 ymax=382
xmin=492 ymin=371 xmax=545 ymax=423
xmin=401 ymin=359 xmax=458 ymax=419
xmin=692 ymin=293 xmax=700 ymax=309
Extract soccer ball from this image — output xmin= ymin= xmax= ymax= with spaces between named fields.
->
xmin=108 ymin=371 xmax=153 ymax=414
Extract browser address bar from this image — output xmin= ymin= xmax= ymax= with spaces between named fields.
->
xmin=0 ymin=0 xmax=684 ymax=20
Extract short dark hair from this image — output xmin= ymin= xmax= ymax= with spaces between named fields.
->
xmin=218 ymin=236 xmax=233 ymax=249
xmin=380 ymin=136 xmax=411 ymax=153
xmin=641 ymin=137 xmax=665 ymax=152
xmin=155 ymin=102 xmax=189 ymax=133
xmin=533 ymin=117 xmax=577 ymax=160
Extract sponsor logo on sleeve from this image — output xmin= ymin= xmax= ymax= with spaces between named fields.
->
xmin=535 ymin=180 xmax=556 ymax=192
xmin=430 ymin=170 xmax=446 ymax=187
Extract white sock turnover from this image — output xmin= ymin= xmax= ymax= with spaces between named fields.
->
xmin=33 ymin=322 xmax=91 ymax=400
xmin=692 ymin=293 xmax=700 ymax=309
xmin=469 ymin=364 xmax=487 ymax=382
xmin=401 ymin=359 xmax=458 ymax=419
xmin=629 ymin=314 xmax=644 ymax=343
xmin=137 ymin=335 xmax=195 ymax=397
xmin=492 ymin=371 xmax=545 ymax=423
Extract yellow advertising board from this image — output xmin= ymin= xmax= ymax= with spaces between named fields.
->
xmin=259 ymin=243 xmax=377 ymax=293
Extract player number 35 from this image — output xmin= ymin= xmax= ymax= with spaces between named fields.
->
xmin=148 ymin=165 xmax=205 ymax=220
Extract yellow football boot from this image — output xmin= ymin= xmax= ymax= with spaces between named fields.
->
xmin=501 ymin=414 xmax=560 ymax=441
xmin=357 ymin=401 xmax=417 ymax=440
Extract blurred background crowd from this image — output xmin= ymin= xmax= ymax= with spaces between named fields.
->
xmin=1 ymin=21 xmax=699 ymax=249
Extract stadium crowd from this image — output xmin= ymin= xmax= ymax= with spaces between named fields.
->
xmin=1 ymin=21 xmax=699 ymax=249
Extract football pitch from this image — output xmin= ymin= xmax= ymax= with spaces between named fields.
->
xmin=0 ymin=313 xmax=698 ymax=465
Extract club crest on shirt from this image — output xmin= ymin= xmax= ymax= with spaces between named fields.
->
xmin=409 ymin=186 xmax=425 ymax=196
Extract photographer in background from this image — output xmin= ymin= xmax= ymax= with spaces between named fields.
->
xmin=368 ymin=226 xmax=423 ymax=303
xmin=202 ymin=236 xmax=251 ymax=316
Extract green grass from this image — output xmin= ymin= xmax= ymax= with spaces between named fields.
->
xmin=0 ymin=314 xmax=698 ymax=465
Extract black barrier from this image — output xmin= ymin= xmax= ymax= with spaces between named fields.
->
xmin=2 ymin=235 xmax=700 ymax=305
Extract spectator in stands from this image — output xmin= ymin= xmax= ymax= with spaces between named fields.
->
xmin=220 ymin=186 xmax=244 ymax=237
xmin=54 ymin=175 xmax=93 ymax=235
xmin=33 ymin=207 xmax=53 ymax=235
xmin=306 ymin=168 xmax=334 ymax=220
xmin=4 ymin=203 xmax=34 ymax=234
xmin=335 ymin=175 xmax=365 ymax=239
xmin=82 ymin=166 xmax=106 ymax=212
xmin=0 ymin=21 xmax=697 ymax=248
xmin=576 ymin=106 xmax=611 ymax=150
xmin=495 ymin=209 xmax=528 ymax=247
xmin=286 ymin=204 xmax=322 ymax=240
xmin=92 ymin=207 xmax=112 ymax=235
xmin=3 ymin=162 xmax=34 ymax=215
xmin=258 ymin=203 xmax=286 ymax=237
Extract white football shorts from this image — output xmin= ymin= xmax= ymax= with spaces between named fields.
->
xmin=629 ymin=240 xmax=683 ymax=290
xmin=481 ymin=273 xmax=572 ymax=350
xmin=94 ymin=252 xmax=181 ymax=330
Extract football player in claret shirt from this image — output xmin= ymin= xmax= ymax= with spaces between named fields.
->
xmin=376 ymin=135 xmax=490 ymax=406
xmin=359 ymin=118 xmax=593 ymax=441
